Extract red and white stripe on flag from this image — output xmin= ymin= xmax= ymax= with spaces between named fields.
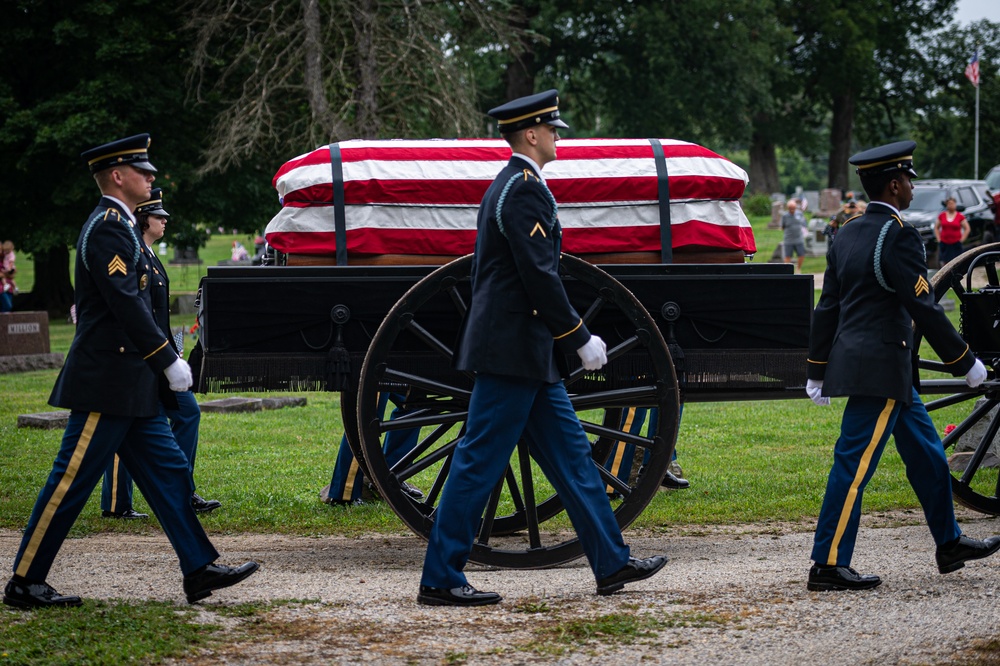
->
xmin=265 ymin=138 xmax=756 ymax=257
xmin=965 ymin=51 xmax=980 ymax=87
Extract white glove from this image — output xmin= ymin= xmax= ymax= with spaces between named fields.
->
xmin=576 ymin=335 xmax=608 ymax=371
xmin=164 ymin=358 xmax=193 ymax=392
xmin=806 ymin=379 xmax=830 ymax=406
xmin=965 ymin=358 xmax=988 ymax=388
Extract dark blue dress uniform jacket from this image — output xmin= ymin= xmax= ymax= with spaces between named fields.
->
xmin=49 ymin=197 xmax=177 ymax=416
xmin=454 ymin=156 xmax=591 ymax=382
xmin=807 ymin=201 xmax=974 ymax=404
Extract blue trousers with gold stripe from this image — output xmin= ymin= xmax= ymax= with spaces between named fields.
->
xmin=101 ymin=390 xmax=201 ymax=513
xmin=604 ymin=406 xmax=680 ymax=492
xmin=328 ymin=392 xmax=418 ymax=503
xmin=12 ymin=410 xmax=219 ymax=581
xmin=421 ymin=374 xmax=630 ymax=588
xmin=811 ymin=388 xmax=961 ymax=566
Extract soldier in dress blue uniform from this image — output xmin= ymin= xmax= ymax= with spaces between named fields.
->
xmin=3 ymin=135 xmax=257 ymax=609
xmin=417 ymin=91 xmax=668 ymax=606
xmin=805 ymin=140 xmax=1000 ymax=592
xmin=323 ymin=391 xmax=423 ymax=506
xmin=101 ymin=188 xmax=222 ymax=519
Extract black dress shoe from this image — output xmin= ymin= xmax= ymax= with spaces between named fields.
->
xmin=596 ymin=555 xmax=669 ymax=595
xmin=936 ymin=535 xmax=1000 ymax=574
xmin=191 ymin=493 xmax=222 ymax=514
xmin=3 ymin=577 xmax=83 ymax=609
xmin=417 ymin=584 xmax=502 ymax=606
xmin=807 ymin=565 xmax=882 ymax=591
xmin=101 ymin=508 xmax=148 ymax=519
xmin=661 ymin=470 xmax=690 ymax=490
xmin=183 ymin=561 xmax=260 ymax=603
xmin=401 ymin=481 xmax=425 ymax=501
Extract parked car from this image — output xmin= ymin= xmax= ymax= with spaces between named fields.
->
xmin=902 ymin=179 xmax=996 ymax=266
xmin=986 ymin=164 xmax=1000 ymax=192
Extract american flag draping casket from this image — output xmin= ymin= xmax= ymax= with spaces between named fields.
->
xmin=264 ymin=138 xmax=756 ymax=260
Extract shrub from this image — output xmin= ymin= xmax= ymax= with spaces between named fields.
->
xmin=742 ymin=193 xmax=773 ymax=217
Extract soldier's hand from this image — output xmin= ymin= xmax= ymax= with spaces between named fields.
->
xmin=576 ymin=335 xmax=608 ymax=371
xmin=165 ymin=358 xmax=193 ymax=392
xmin=806 ymin=379 xmax=830 ymax=406
xmin=965 ymin=358 xmax=988 ymax=388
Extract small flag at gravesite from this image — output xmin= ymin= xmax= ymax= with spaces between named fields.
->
xmin=965 ymin=50 xmax=980 ymax=87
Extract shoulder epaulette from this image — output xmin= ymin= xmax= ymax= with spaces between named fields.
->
xmin=495 ymin=171 xmax=559 ymax=240
xmin=80 ymin=208 xmax=141 ymax=272
xmin=842 ymin=213 xmax=863 ymax=225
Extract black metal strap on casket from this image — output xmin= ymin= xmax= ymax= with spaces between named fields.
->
xmin=329 ymin=143 xmax=348 ymax=266
xmin=648 ymin=138 xmax=672 ymax=264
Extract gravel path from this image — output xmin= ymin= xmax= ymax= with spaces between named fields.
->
xmin=3 ymin=510 xmax=1000 ymax=664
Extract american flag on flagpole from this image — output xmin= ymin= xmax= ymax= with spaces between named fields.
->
xmin=965 ymin=50 xmax=980 ymax=87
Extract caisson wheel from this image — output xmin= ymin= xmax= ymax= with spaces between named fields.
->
xmin=916 ymin=243 xmax=1000 ymax=515
xmin=356 ymin=254 xmax=679 ymax=569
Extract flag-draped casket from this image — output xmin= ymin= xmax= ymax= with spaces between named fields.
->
xmin=265 ymin=138 xmax=756 ymax=263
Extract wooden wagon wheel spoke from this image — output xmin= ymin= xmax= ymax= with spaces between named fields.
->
xmin=502 ymin=463 xmax=528 ymax=518
xmin=477 ymin=476 xmax=507 ymax=546
xmin=424 ymin=453 xmax=455 ymax=509
xmin=954 ymin=398 xmax=1000 ymax=486
xmin=579 ymin=293 xmax=608 ymax=327
xmin=916 ymin=243 xmax=1000 ymax=515
xmin=393 ymin=436 xmax=462 ymax=480
xmin=403 ymin=318 xmax=456 ymax=360
xmin=388 ymin=422 xmax=457 ymax=479
xmin=358 ymin=254 xmax=678 ymax=569
xmin=597 ymin=463 xmax=633 ymax=498
xmin=580 ymin=419 xmax=655 ymax=450
xmin=379 ymin=368 xmax=471 ymax=402
xmin=515 ymin=441 xmax=542 ymax=550
xmin=570 ymin=386 xmax=661 ymax=411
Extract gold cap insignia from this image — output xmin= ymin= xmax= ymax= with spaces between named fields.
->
xmin=108 ymin=255 xmax=127 ymax=276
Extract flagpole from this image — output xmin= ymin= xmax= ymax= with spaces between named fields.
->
xmin=974 ymin=44 xmax=980 ymax=179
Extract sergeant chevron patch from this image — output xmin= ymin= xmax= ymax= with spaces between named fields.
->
xmin=108 ymin=255 xmax=127 ymax=276
xmin=530 ymin=222 xmax=547 ymax=238
xmin=914 ymin=275 xmax=930 ymax=297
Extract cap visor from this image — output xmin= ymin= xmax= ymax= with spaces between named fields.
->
xmin=547 ymin=119 xmax=569 ymax=129
xmin=132 ymin=160 xmax=157 ymax=173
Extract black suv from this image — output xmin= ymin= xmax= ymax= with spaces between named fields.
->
xmin=902 ymin=179 xmax=996 ymax=266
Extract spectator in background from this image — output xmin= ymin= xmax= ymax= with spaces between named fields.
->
xmin=934 ymin=196 xmax=970 ymax=266
xmin=1 ymin=240 xmax=16 ymax=312
xmin=824 ymin=199 xmax=861 ymax=258
xmin=781 ymin=199 xmax=808 ymax=273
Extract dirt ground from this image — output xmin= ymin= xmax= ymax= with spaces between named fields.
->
xmin=3 ymin=508 xmax=1000 ymax=665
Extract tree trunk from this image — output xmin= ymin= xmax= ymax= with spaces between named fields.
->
xmin=503 ymin=3 xmax=537 ymax=101
xmin=21 ymin=245 xmax=73 ymax=317
xmin=301 ymin=0 xmax=344 ymax=141
xmin=828 ymin=91 xmax=855 ymax=192
xmin=748 ymin=129 xmax=780 ymax=194
xmin=352 ymin=0 xmax=379 ymax=138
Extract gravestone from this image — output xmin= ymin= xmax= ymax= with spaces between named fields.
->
xmin=18 ymin=411 xmax=71 ymax=429
xmin=819 ymin=188 xmax=842 ymax=217
xmin=0 ymin=311 xmax=50 ymax=355
xmin=769 ymin=200 xmax=785 ymax=229
xmin=0 ymin=311 xmax=64 ymax=373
